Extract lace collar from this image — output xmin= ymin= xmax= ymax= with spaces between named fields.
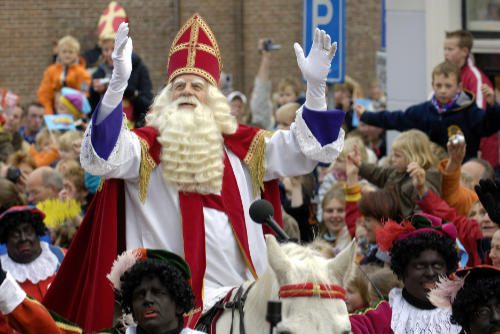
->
xmin=0 ymin=242 xmax=59 ymax=283
xmin=389 ymin=288 xmax=462 ymax=334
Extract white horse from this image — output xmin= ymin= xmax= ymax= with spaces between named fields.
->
xmin=213 ymin=235 xmax=356 ymax=334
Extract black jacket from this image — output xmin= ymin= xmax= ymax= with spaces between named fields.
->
xmin=89 ymin=53 xmax=153 ymax=128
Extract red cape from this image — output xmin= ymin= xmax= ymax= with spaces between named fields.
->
xmin=43 ymin=124 xmax=282 ymax=332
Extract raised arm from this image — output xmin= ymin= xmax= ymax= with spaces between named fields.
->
xmin=250 ymin=38 xmax=274 ymax=130
xmin=357 ymin=104 xmax=421 ymax=132
xmin=264 ymin=29 xmax=345 ymax=179
xmin=80 ymin=23 xmax=141 ymax=180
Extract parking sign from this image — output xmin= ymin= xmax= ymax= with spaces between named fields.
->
xmin=303 ymin=0 xmax=345 ymax=83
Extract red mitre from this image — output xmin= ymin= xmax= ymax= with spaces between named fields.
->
xmin=97 ymin=1 xmax=128 ymax=41
xmin=167 ymin=13 xmax=222 ymax=86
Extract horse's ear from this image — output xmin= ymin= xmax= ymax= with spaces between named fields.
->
xmin=327 ymin=239 xmax=357 ymax=286
xmin=266 ymin=235 xmax=292 ymax=285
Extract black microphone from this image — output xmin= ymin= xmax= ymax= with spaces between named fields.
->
xmin=249 ymin=199 xmax=290 ymax=242
xmin=266 ymin=300 xmax=282 ymax=334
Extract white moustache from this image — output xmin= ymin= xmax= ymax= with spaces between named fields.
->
xmin=174 ymin=96 xmax=201 ymax=109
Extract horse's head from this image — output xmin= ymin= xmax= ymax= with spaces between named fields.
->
xmin=266 ymin=235 xmax=356 ymax=334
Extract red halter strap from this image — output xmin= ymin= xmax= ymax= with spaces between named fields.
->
xmin=279 ymin=282 xmax=346 ymax=300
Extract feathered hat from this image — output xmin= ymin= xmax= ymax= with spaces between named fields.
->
xmin=97 ymin=1 xmax=129 ymax=41
xmin=429 ymin=265 xmax=499 ymax=308
xmin=376 ymin=212 xmax=458 ymax=252
xmin=107 ymin=248 xmax=191 ymax=291
xmin=167 ymin=13 xmax=222 ymax=86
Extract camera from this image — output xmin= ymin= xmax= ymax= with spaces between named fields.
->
xmin=5 ymin=166 xmax=21 ymax=183
xmin=451 ymin=134 xmax=465 ymax=145
xmin=262 ymin=39 xmax=281 ymax=52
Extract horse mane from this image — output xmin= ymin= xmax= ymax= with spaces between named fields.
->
xmin=279 ymin=242 xmax=332 ymax=284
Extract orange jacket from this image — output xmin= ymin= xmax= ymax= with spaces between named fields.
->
xmin=29 ymin=145 xmax=60 ymax=167
xmin=437 ymin=159 xmax=478 ymax=216
xmin=37 ymin=63 xmax=90 ymax=114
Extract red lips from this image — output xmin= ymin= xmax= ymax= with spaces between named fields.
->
xmin=143 ymin=307 xmax=158 ymax=319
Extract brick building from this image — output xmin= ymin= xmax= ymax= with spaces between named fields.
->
xmin=0 ymin=0 xmax=381 ymax=106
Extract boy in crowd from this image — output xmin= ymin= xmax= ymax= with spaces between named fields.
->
xmin=356 ymin=61 xmax=500 ymax=162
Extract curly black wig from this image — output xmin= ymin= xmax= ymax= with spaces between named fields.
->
xmin=390 ymin=231 xmax=459 ymax=279
xmin=0 ymin=211 xmax=47 ymax=244
xmin=451 ymin=275 xmax=500 ymax=329
xmin=118 ymin=259 xmax=195 ymax=325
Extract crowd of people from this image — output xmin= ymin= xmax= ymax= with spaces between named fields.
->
xmin=0 ymin=2 xmax=499 ymax=334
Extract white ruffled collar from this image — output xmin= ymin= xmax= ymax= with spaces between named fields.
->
xmin=0 ymin=242 xmax=59 ymax=283
xmin=389 ymin=288 xmax=462 ymax=334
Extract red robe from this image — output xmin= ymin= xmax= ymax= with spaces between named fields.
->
xmin=43 ymin=124 xmax=283 ymax=332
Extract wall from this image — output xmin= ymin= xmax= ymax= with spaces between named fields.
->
xmin=0 ymin=0 xmax=381 ymax=105
xmin=0 ymin=0 xmax=178 ymax=105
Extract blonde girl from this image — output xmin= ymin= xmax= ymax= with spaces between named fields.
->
xmin=318 ymin=183 xmax=352 ymax=255
xmin=350 ymin=129 xmax=441 ymax=217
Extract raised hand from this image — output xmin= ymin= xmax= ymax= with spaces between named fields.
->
xmin=109 ymin=22 xmax=133 ymax=92
xmin=294 ymin=28 xmax=337 ymax=110
xmin=407 ymin=162 xmax=427 ymax=197
xmin=481 ymin=84 xmax=495 ymax=106
xmin=475 ymin=178 xmax=500 ymax=225
xmin=98 ymin=22 xmax=133 ymax=122
xmin=346 ymin=145 xmax=361 ymax=186
xmin=445 ymin=134 xmax=466 ymax=172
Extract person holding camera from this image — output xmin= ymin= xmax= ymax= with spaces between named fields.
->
xmin=250 ymin=37 xmax=303 ymax=130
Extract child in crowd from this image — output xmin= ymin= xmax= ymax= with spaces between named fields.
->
xmin=276 ymin=77 xmax=301 ymax=108
xmin=366 ymin=267 xmax=402 ymax=304
xmin=356 ymin=61 xmax=500 ymax=162
xmin=59 ymin=163 xmax=87 ymax=206
xmin=317 ymin=184 xmax=352 ymax=255
xmin=350 ymin=129 xmax=441 ymax=217
xmin=56 ymin=87 xmax=91 ymax=124
xmin=37 ymin=36 xmax=90 ymax=114
xmin=367 ymin=80 xmax=386 ymax=111
xmin=28 ymin=128 xmax=59 ymax=167
xmin=346 ymin=266 xmax=372 ymax=313
xmin=57 ymin=130 xmax=83 ymax=161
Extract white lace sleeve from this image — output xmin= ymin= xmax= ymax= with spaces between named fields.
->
xmin=291 ymin=107 xmax=345 ymax=163
xmin=80 ymin=116 xmax=142 ymax=180
xmin=0 ymin=272 xmax=26 ymax=315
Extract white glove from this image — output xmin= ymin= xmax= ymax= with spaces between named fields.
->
xmin=294 ymin=28 xmax=337 ymax=110
xmin=98 ymin=22 xmax=133 ymax=124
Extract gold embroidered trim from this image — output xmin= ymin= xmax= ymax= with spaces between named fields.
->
xmin=97 ymin=178 xmax=105 ymax=192
xmin=138 ymin=138 xmax=157 ymax=203
xmin=170 ymin=42 xmax=218 ymax=58
xmin=55 ymin=322 xmax=83 ymax=333
xmin=244 ymin=130 xmax=273 ymax=197
xmin=169 ymin=67 xmax=218 ymax=86
xmin=187 ymin=19 xmax=199 ymax=67
xmin=230 ymin=220 xmax=258 ymax=279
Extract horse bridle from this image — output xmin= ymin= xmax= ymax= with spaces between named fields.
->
xmin=279 ymin=282 xmax=347 ymax=300
xmin=226 ymin=281 xmax=256 ymax=334
xmin=226 ymin=282 xmax=345 ymax=334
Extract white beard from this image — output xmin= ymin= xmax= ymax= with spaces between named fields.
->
xmin=146 ymin=87 xmax=237 ymax=195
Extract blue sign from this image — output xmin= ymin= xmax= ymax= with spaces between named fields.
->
xmin=44 ymin=114 xmax=76 ymax=131
xmin=303 ymin=0 xmax=346 ymax=83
